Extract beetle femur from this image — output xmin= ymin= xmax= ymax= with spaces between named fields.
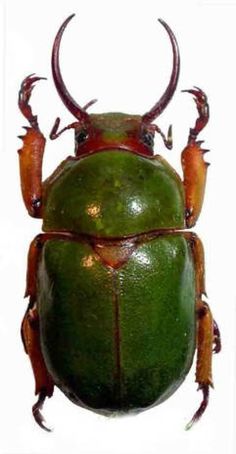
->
xmin=51 ymin=14 xmax=90 ymax=123
xmin=52 ymin=15 xmax=180 ymax=124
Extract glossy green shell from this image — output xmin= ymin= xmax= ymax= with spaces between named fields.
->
xmin=38 ymin=234 xmax=196 ymax=412
xmin=42 ymin=151 xmax=185 ymax=237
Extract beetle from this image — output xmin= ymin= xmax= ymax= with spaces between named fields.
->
xmin=18 ymin=14 xmax=221 ymax=431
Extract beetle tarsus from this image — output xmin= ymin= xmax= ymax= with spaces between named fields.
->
xmin=18 ymin=74 xmax=46 ymax=130
xmin=32 ymin=390 xmax=52 ymax=432
xmin=185 ymin=384 xmax=209 ymax=430
xmin=182 ymin=87 xmax=209 ymax=144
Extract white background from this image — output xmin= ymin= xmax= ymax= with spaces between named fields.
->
xmin=0 ymin=0 xmax=236 ymax=453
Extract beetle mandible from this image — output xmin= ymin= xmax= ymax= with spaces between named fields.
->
xmin=18 ymin=14 xmax=221 ymax=431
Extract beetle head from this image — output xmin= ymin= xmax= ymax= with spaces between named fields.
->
xmin=73 ymin=113 xmax=160 ymax=156
xmin=52 ymin=15 xmax=179 ymax=157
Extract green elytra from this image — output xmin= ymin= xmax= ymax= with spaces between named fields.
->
xmin=38 ymin=235 xmax=195 ymax=412
xmin=38 ymin=113 xmax=196 ymax=412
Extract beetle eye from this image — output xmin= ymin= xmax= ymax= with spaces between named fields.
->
xmin=142 ymin=130 xmax=154 ymax=148
xmin=75 ymin=130 xmax=89 ymax=144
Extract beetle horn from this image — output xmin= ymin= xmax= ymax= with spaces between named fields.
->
xmin=52 ymin=14 xmax=90 ymax=123
xmin=142 ymin=19 xmax=180 ymax=123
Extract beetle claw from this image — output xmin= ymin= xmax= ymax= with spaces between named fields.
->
xmin=213 ymin=340 xmax=221 ymax=354
xmin=182 ymin=87 xmax=207 ymax=103
xmin=32 ymin=390 xmax=52 ymax=432
xmin=213 ymin=320 xmax=221 ymax=354
xmin=185 ymin=384 xmax=209 ymax=430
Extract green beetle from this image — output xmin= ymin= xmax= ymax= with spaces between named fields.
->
xmin=18 ymin=14 xmax=221 ymax=431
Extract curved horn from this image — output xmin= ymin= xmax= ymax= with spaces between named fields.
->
xmin=52 ymin=14 xmax=90 ymax=122
xmin=142 ymin=19 xmax=180 ymax=123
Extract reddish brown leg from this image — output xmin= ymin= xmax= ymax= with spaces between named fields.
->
xmin=184 ymin=233 xmax=221 ymax=429
xmin=181 ymin=88 xmax=210 ymax=228
xmin=23 ymin=232 xmax=77 ymax=430
xmin=22 ymin=233 xmax=56 ymax=431
xmin=18 ymin=75 xmax=46 ymax=217
xmin=21 ymin=303 xmax=53 ymax=432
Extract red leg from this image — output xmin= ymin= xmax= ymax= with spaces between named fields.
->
xmin=185 ymin=299 xmax=214 ymax=430
xmin=21 ymin=303 xmax=54 ymax=432
xmin=18 ymin=75 xmax=46 ymax=217
xmin=22 ymin=232 xmax=75 ymax=430
xmin=181 ymin=88 xmax=210 ymax=228
xmin=184 ymin=233 xmax=221 ymax=429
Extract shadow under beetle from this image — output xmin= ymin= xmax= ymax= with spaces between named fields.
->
xmin=18 ymin=14 xmax=221 ymax=431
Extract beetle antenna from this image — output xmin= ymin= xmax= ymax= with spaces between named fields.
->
xmin=153 ymin=124 xmax=172 ymax=149
xmin=83 ymin=98 xmax=98 ymax=110
xmin=52 ymin=14 xmax=91 ymax=123
xmin=50 ymin=117 xmax=82 ymax=140
xmin=142 ymin=19 xmax=180 ymax=123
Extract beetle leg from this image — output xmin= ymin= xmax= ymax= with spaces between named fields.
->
xmin=185 ymin=299 xmax=215 ymax=430
xmin=181 ymin=88 xmax=210 ymax=228
xmin=184 ymin=233 xmax=220 ymax=429
xmin=23 ymin=232 xmax=77 ymax=430
xmin=18 ymin=75 xmax=46 ymax=218
xmin=21 ymin=302 xmax=54 ymax=432
xmin=22 ymin=233 xmax=56 ymax=431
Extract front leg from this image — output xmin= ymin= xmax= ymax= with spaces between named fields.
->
xmin=181 ymin=88 xmax=210 ymax=228
xmin=18 ymin=75 xmax=46 ymax=217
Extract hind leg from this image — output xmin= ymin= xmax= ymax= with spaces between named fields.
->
xmin=22 ymin=234 xmax=57 ymax=431
xmin=185 ymin=233 xmax=221 ymax=429
xmin=22 ymin=232 xmax=76 ymax=430
xmin=21 ymin=303 xmax=54 ymax=431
